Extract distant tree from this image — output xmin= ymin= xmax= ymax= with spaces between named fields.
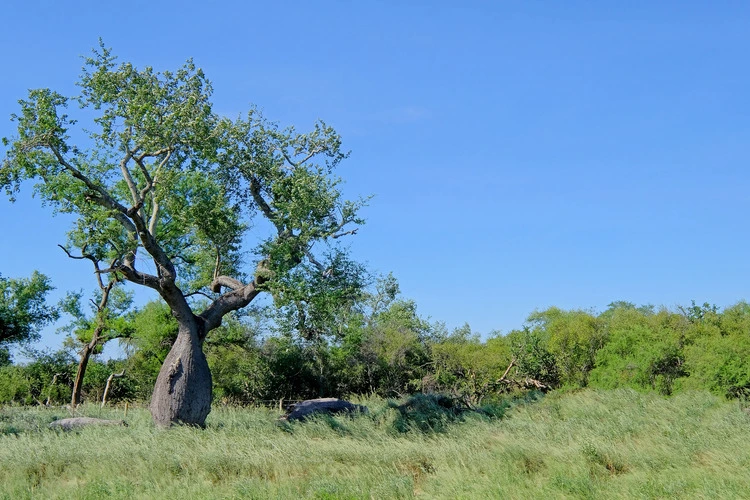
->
xmin=429 ymin=326 xmax=512 ymax=406
xmin=1 ymin=43 xmax=366 ymax=426
xmin=0 ymin=348 xmax=75 ymax=405
xmin=682 ymin=301 xmax=750 ymax=398
xmin=525 ymin=307 xmax=603 ymax=386
xmin=507 ymin=327 xmax=559 ymax=388
xmin=589 ymin=304 xmax=690 ymax=395
xmin=0 ymin=271 xmax=58 ymax=356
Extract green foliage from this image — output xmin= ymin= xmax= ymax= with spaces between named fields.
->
xmin=680 ymin=301 xmax=750 ymax=398
xmin=120 ymin=301 xmax=178 ymax=398
xmin=508 ymin=327 xmax=559 ymax=387
xmin=349 ymin=299 xmax=431 ymax=396
xmin=526 ymin=307 xmax=604 ymax=387
xmin=59 ymin=285 xmax=133 ymax=348
xmin=429 ymin=327 xmax=512 ymax=406
xmin=1 ymin=390 xmax=749 ymax=498
xmin=0 ymin=348 xmax=10 ymax=367
xmin=2 ymin=42 xmax=369 ymax=367
xmin=273 ymin=249 xmax=369 ymax=341
xmin=0 ymin=271 xmax=58 ymax=346
xmin=590 ymin=305 xmax=690 ymax=395
xmin=0 ymin=349 xmax=75 ymax=405
xmin=389 ymin=393 xmax=468 ymax=433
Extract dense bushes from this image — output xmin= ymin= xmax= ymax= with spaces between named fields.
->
xmin=1 ymin=297 xmax=749 ymax=406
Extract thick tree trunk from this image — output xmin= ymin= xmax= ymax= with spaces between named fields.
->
xmin=71 ymin=343 xmax=94 ymax=407
xmin=149 ymin=320 xmax=212 ymax=428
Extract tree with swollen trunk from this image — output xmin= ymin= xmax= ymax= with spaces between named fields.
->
xmin=0 ymin=43 xmax=367 ymax=427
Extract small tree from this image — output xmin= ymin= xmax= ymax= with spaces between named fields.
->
xmin=1 ymin=43 xmax=367 ymax=426
xmin=58 ymin=245 xmax=133 ymax=406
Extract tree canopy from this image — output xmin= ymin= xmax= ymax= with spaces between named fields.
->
xmin=0 ymin=271 xmax=57 ymax=348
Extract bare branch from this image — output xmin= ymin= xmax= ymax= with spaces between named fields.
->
xmin=305 ymin=251 xmax=325 ymax=272
xmin=58 ymin=244 xmax=106 ymax=289
xmin=101 ymin=369 xmax=126 ymax=408
xmin=199 ymin=281 xmax=261 ymax=333
xmin=148 ymin=198 xmax=160 ymax=236
xmin=136 ymin=148 xmax=172 ymax=201
xmin=210 ymin=276 xmax=246 ymax=293
xmin=331 ymin=228 xmax=358 ymax=239
xmin=281 ymin=145 xmax=324 ymax=168
xmin=249 ymin=177 xmax=283 ymax=234
xmin=212 ymin=247 xmax=221 ymax=281
xmin=118 ymin=151 xmax=141 ymax=209
xmin=498 ymin=359 xmax=516 ymax=382
xmin=101 ymin=264 xmax=161 ymax=292
xmin=135 ymin=147 xmax=173 ymax=161
xmin=57 ymin=244 xmax=90 ymax=261
xmin=281 ymin=150 xmax=298 ymax=168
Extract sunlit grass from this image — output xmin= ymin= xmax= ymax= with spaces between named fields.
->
xmin=1 ymin=390 xmax=749 ymax=499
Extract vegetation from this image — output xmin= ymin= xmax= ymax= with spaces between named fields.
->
xmin=57 ymin=246 xmax=133 ymax=407
xmin=0 ymin=390 xmax=748 ymax=498
xmin=0 ymin=271 xmax=58 ymax=360
xmin=3 ymin=292 xmax=750 ymax=415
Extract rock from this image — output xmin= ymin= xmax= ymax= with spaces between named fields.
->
xmin=282 ymin=398 xmax=368 ymax=422
xmin=49 ymin=417 xmax=127 ymax=431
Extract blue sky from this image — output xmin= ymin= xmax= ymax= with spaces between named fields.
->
xmin=1 ymin=1 xmax=749 ymax=354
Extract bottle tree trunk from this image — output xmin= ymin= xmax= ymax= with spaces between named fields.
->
xmin=150 ymin=320 xmax=212 ymax=428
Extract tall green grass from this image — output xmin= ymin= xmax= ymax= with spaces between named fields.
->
xmin=1 ymin=390 xmax=749 ymax=499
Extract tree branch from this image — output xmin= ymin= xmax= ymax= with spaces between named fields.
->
xmin=118 ymin=151 xmax=141 ymax=210
xmin=249 ymin=176 xmax=283 ymax=234
xmin=58 ymin=244 xmax=108 ymax=289
xmin=330 ymin=228 xmax=358 ymax=239
xmin=100 ymin=264 xmax=161 ymax=291
xmin=210 ymin=276 xmax=245 ymax=293
xmin=50 ymin=146 xmax=177 ymax=285
xmin=281 ymin=145 xmax=324 ymax=168
xmin=50 ymin=147 xmax=131 ymax=218
xmin=184 ymin=290 xmax=215 ymax=300
xmin=199 ymin=282 xmax=261 ymax=334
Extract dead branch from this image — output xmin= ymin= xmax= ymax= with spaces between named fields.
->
xmin=101 ymin=370 xmax=126 ymax=408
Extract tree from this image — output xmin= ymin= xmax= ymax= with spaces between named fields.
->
xmin=525 ymin=307 xmax=603 ymax=387
xmin=0 ymin=271 xmax=58 ymax=359
xmin=1 ymin=43 xmax=367 ymax=426
xmin=57 ymin=246 xmax=133 ymax=406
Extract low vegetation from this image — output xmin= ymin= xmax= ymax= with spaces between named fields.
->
xmin=1 ymin=390 xmax=748 ymax=499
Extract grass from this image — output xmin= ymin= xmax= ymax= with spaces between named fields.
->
xmin=1 ymin=390 xmax=749 ymax=499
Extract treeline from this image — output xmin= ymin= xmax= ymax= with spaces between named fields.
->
xmin=2 ymin=283 xmax=749 ymax=407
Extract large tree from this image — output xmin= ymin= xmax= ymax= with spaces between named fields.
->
xmin=1 ymin=43 xmax=367 ymax=427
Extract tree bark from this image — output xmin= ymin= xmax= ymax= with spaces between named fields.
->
xmin=71 ymin=340 xmax=95 ymax=407
xmin=149 ymin=319 xmax=212 ymax=427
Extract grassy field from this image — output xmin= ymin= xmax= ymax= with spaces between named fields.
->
xmin=1 ymin=390 xmax=749 ymax=499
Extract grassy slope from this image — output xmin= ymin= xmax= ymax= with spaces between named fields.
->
xmin=1 ymin=390 xmax=749 ymax=499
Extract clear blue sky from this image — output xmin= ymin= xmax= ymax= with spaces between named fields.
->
xmin=1 ymin=1 xmax=749 ymax=354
